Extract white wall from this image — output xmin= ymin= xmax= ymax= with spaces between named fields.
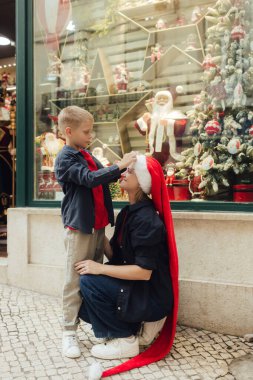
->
xmin=3 ymin=207 xmax=253 ymax=336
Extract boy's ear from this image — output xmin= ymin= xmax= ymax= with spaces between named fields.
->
xmin=65 ymin=127 xmax=71 ymax=136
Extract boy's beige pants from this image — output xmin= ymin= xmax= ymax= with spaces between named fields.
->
xmin=63 ymin=228 xmax=104 ymax=331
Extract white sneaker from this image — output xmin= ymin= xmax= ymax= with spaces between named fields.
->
xmin=62 ymin=331 xmax=81 ymax=358
xmin=138 ymin=317 xmax=166 ymax=346
xmin=91 ymin=336 xmax=139 ymax=359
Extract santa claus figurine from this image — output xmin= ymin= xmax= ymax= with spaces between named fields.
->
xmin=113 ymin=63 xmax=130 ymax=93
xmin=134 ymin=89 xmax=187 ymax=166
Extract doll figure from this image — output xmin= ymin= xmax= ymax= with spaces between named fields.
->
xmin=92 ymin=147 xmax=110 ymax=166
xmin=150 ymin=43 xmax=163 ymax=63
xmin=191 ymin=6 xmax=202 ymax=23
xmin=155 ymin=18 xmax=167 ymax=30
xmin=113 ymin=63 xmax=130 ymax=93
xmin=134 ymin=90 xmax=187 ymax=166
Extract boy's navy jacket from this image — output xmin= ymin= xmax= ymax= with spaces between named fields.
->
xmin=55 ymin=145 xmax=121 ymax=234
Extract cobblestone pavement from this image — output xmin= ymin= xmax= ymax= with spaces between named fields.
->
xmin=0 ymin=284 xmax=252 ymax=380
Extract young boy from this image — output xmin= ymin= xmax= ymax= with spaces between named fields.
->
xmin=55 ymin=106 xmax=136 ymax=358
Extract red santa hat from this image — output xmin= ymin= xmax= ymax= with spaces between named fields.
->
xmin=100 ymin=155 xmax=179 ymax=378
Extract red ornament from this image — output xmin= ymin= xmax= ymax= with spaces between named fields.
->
xmin=205 ymin=119 xmax=221 ymax=135
xmin=202 ymin=54 xmax=216 ymax=70
xmin=48 ymin=114 xmax=58 ymax=123
xmin=231 ymin=24 xmax=245 ymax=40
xmin=249 ymin=125 xmax=253 ymax=136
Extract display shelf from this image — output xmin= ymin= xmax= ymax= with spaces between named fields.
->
xmin=93 ymin=122 xmax=116 ymax=125
xmin=119 ymin=0 xmax=172 ymax=19
xmin=142 ymin=45 xmax=202 ymax=82
xmin=86 ymin=48 xmax=113 ymax=97
xmin=118 ymin=1 xmax=210 ymax=34
xmin=50 ymin=91 xmax=149 ymax=103
xmin=141 ymin=19 xmax=206 ymax=75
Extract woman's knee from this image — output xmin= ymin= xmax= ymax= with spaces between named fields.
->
xmin=80 ymin=274 xmax=95 ymax=294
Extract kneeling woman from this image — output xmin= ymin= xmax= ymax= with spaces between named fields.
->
xmin=75 ymin=155 xmax=178 ymax=377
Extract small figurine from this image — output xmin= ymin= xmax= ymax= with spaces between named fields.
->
xmin=175 ymin=15 xmax=186 ymax=27
xmin=136 ymin=82 xmax=146 ymax=91
xmin=96 ymin=82 xmax=106 ymax=95
xmin=92 ymin=147 xmax=110 ymax=166
xmin=155 ymin=18 xmax=167 ymax=30
xmin=165 ymin=163 xmax=176 ymax=186
xmin=191 ymin=6 xmax=202 ymax=23
xmin=113 ymin=63 xmax=130 ymax=93
xmin=185 ymin=34 xmax=198 ymax=50
xmin=150 ymin=43 xmax=163 ymax=63
xmin=189 ymin=165 xmax=204 ymax=200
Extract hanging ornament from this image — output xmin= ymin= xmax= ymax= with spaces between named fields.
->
xmin=202 ymin=156 xmax=214 ymax=171
xmin=205 ymin=119 xmax=221 ymax=135
xmin=202 ymin=54 xmax=217 ymax=70
xmin=194 ymin=142 xmax=202 ymax=156
xmin=249 ymin=125 xmax=253 ymax=136
xmin=231 ymin=24 xmax=245 ymax=40
xmin=37 ymin=0 xmax=72 ymax=52
xmin=227 ymin=139 xmax=241 ymax=154
xmin=233 ymin=81 xmax=247 ymax=108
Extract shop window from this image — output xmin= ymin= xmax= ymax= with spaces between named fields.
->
xmin=33 ymin=0 xmax=253 ymax=203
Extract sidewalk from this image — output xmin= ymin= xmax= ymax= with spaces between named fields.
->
xmin=0 ymin=284 xmax=252 ymax=380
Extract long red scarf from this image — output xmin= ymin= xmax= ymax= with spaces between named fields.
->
xmin=81 ymin=150 xmax=109 ymax=230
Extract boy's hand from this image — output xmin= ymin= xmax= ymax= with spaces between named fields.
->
xmin=116 ymin=151 xmax=137 ymax=171
xmin=75 ymin=260 xmax=103 ymax=275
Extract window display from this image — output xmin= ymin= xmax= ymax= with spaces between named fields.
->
xmin=33 ymin=0 xmax=253 ymax=202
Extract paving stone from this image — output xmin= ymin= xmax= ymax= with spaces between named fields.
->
xmin=0 ymin=284 xmax=253 ymax=380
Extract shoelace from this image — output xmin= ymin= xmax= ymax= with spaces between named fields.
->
xmin=104 ymin=337 xmax=115 ymax=346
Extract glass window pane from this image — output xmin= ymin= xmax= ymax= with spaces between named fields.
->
xmin=33 ymin=0 xmax=253 ymax=203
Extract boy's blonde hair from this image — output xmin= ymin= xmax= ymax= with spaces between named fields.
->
xmin=58 ymin=106 xmax=94 ymax=135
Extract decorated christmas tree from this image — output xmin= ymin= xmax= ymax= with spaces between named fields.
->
xmin=175 ymin=0 xmax=253 ymax=200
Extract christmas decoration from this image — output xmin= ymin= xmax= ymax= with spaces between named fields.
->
xmin=109 ymin=181 xmax=124 ymax=200
xmin=185 ymin=34 xmax=198 ymax=51
xmin=37 ymin=0 xmax=72 ymax=52
xmin=150 ymin=43 xmax=163 ymax=63
xmin=205 ymin=119 xmax=221 ymax=135
xmin=113 ymin=63 xmax=130 ymax=93
xmin=191 ymin=6 xmax=203 ymax=23
xmin=134 ymin=90 xmax=187 ymax=166
xmin=202 ymin=155 xmax=214 ymax=171
xmin=174 ymin=0 xmax=253 ymax=200
xmin=194 ymin=142 xmax=202 ymax=156
xmin=189 ymin=164 xmax=204 ymax=200
xmin=227 ymin=138 xmax=240 ymax=154
xmin=36 ymin=132 xmax=65 ymax=171
xmin=155 ymin=18 xmax=167 ymax=30
xmin=92 ymin=147 xmax=110 ymax=166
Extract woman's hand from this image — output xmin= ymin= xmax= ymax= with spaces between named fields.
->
xmin=75 ymin=260 xmax=103 ymax=275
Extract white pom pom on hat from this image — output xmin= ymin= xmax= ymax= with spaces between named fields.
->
xmin=133 ymin=154 xmax=152 ymax=194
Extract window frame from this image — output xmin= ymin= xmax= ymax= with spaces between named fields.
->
xmin=15 ymin=0 xmax=253 ymax=212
